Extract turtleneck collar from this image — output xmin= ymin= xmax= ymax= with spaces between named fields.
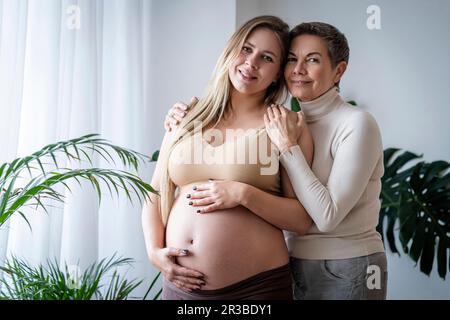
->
xmin=298 ymin=86 xmax=342 ymax=122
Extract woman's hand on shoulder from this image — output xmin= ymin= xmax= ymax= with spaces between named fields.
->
xmin=164 ymin=96 xmax=198 ymax=132
xmin=151 ymin=247 xmax=205 ymax=291
xmin=264 ymin=104 xmax=304 ymax=153
xmin=187 ymin=180 xmax=245 ymax=213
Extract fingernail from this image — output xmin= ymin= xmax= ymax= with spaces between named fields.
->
xmin=193 ymin=186 xmax=197 ymax=190
xmin=189 ymin=201 xmax=193 ymax=205
xmin=186 ymin=194 xmax=191 ymax=198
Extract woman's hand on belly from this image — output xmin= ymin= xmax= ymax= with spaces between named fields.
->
xmin=151 ymin=247 xmax=205 ymax=291
xmin=187 ymin=180 xmax=245 ymax=213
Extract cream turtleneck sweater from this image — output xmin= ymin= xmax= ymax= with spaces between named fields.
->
xmin=281 ymin=87 xmax=385 ymax=259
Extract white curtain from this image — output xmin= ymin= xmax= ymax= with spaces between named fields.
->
xmin=0 ymin=0 xmax=157 ymax=298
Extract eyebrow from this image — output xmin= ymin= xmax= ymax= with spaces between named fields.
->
xmin=245 ymin=42 xmax=278 ymax=57
xmin=288 ymin=51 xmax=322 ymax=57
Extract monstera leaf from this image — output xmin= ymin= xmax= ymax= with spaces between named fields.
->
xmin=378 ymin=148 xmax=450 ymax=279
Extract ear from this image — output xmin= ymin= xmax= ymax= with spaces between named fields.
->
xmin=333 ymin=61 xmax=347 ymax=84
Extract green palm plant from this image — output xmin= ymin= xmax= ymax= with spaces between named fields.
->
xmin=0 ymin=133 xmax=163 ymax=299
xmin=0 ymin=133 xmax=158 ymax=227
xmin=0 ymin=254 xmax=162 ymax=300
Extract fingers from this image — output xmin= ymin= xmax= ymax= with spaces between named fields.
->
xmin=170 ymin=106 xmax=186 ymax=122
xmin=189 ymin=190 xmax=210 ymax=200
xmin=297 ymin=111 xmax=305 ymax=124
xmin=191 ymin=183 xmax=211 ymax=191
xmin=172 ymin=279 xmax=199 ymax=292
xmin=172 ymin=275 xmax=205 ymax=290
xmin=190 ymin=197 xmax=215 ymax=207
xmin=166 ymin=247 xmax=189 ymax=257
xmin=175 ymin=265 xmax=204 ymax=278
xmin=190 ymin=96 xmax=199 ymax=104
xmin=270 ymin=104 xmax=281 ymax=117
xmin=164 ymin=120 xmax=171 ymax=132
xmin=165 ymin=102 xmax=188 ymax=132
xmin=174 ymin=101 xmax=189 ymax=112
xmin=173 ymin=274 xmax=206 ymax=285
xmin=266 ymin=106 xmax=275 ymax=120
xmin=198 ymin=203 xmax=219 ymax=214
xmin=171 ymin=280 xmax=192 ymax=292
xmin=171 ymin=111 xmax=185 ymax=123
xmin=165 ymin=114 xmax=179 ymax=132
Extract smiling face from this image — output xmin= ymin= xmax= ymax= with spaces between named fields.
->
xmin=284 ymin=34 xmax=346 ymax=102
xmin=228 ymin=27 xmax=282 ymax=98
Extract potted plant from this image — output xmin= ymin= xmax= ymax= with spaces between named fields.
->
xmin=0 ymin=133 xmax=161 ymax=299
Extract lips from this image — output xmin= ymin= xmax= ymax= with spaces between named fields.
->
xmin=290 ymin=79 xmax=312 ymax=86
xmin=238 ymin=69 xmax=257 ymax=81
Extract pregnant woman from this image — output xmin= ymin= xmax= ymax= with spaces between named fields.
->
xmin=141 ymin=16 xmax=313 ymax=300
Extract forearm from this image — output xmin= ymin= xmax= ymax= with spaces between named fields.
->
xmin=239 ymin=184 xmax=311 ymax=234
xmin=280 ymin=147 xmax=337 ymax=231
xmin=141 ymin=193 xmax=165 ymax=264
xmin=280 ymin=134 xmax=382 ymax=233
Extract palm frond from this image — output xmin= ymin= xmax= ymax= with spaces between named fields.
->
xmin=0 ymin=133 xmax=158 ymax=227
xmin=0 ymin=168 xmax=156 ymax=226
xmin=0 ymin=254 xmax=157 ymax=300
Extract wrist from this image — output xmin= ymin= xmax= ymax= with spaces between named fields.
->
xmin=148 ymin=246 xmax=163 ymax=265
xmin=279 ymin=141 xmax=297 ymax=154
xmin=237 ymin=182 xmax=252 ymax=207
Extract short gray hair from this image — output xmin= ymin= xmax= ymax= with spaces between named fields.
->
xmin=290 ymin=22 xmax=349 ymax=68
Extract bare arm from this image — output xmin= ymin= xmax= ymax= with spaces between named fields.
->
xmin=141 ymin=131 xmax=204 ymax=290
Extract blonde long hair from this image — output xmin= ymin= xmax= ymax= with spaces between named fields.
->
xmin=159 ymin=16 xmax=290 ymax=225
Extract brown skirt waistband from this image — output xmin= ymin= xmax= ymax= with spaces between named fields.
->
xmin=162 ymin=263 xmax=292 ymax=300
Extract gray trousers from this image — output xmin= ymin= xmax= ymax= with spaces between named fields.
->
xmin=290 ymin=252 xmax=387 ymax=300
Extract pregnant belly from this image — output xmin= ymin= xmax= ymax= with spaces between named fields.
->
xmin=165 ymin=182 xmax=289 ymax=289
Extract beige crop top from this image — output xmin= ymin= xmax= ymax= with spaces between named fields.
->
xmin=168 ymin=127 xmax=281 ymax=195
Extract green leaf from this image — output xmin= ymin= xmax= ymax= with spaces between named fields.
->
xmin=290 ymin=96 xmax=301 ymax=112
xmin=437 ymin=236 xmax=448 ymax=279
xmin=420 ymin=227 xmax=436 ymax=276
xmin=151 ymin=150 xmax=159 ymax=162
xmin=409 ymin=219 xmax=426 ymax=262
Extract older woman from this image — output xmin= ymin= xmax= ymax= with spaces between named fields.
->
xmin=265 ymin=22 xmax=387 ymax=300
xmin=165 ymin=21 xmax=387 ymax=300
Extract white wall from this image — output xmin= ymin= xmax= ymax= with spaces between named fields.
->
xmin=146 ymin=0 xmax=236 ymax=154
xmin=236 ymin=0 xmax=450 ymax=299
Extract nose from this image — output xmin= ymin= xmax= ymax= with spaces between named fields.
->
xmin=293 ymin=61 xmax=306 ymax=75
xmin=245 ymin=54 xmax=258 ymax=70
